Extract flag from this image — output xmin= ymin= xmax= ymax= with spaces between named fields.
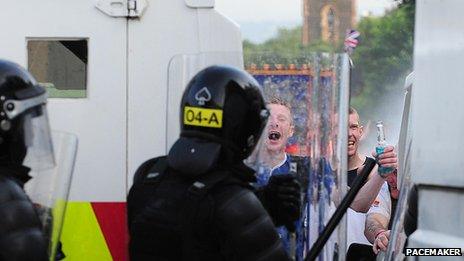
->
xmin=344 ymin=29 xmax=360 ymax=55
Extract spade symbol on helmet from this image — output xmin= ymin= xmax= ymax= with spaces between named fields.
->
xmin=194 ymin=87 xmax=211 ymax=106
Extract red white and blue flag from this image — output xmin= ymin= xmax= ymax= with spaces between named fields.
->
xmin=344 ymin=29 xmax=360 ymax=54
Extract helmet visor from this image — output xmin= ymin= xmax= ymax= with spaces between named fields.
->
xmin=22 ymin=105 xmax=55 ymax=171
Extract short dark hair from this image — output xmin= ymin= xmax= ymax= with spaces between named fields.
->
xmin=267 ymin=96 xmax=293 ymax=124
xmin=349 ymin=107 xmax=358 ymax=115
xmin=268 ymin=96 xmax=291 ymax=110
xmin=349 ymin=107 xmax=362 ymax=125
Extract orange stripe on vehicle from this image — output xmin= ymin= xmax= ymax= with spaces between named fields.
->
xmin=60 ymin=202 xmax=113 ymax=260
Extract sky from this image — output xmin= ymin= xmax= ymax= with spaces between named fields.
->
xmin=215 ymin=0 xmax=397 ymax=43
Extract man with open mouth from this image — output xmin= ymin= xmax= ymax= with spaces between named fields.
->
xmin=253 ymin=96 xmax=309 ymax=261
xmin=261 ymin=97 xmax=295 ymax=179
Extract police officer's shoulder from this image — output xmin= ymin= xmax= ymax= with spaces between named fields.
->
xmin=133 ymin=156 xmax=168 ymax=184
xmin=0 ymin=175 xmax=29 ymax=204
xmin=212 ymin=186 xmax=287 ymax=259
xmin=214 ymin=185 xmax=265 ymax=223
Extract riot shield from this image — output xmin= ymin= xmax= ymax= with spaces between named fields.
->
xmin=244 ymin=52 xmax=350 ymax=261
xmin=383 ymin=72 xmax=415 ymax=261
xmin=166 ymin=51 xmax=243 ymax=152
xmin=305 ymin=53 xmax=350 ymax=260
xmin=24 ymin=131 xmax=78 ymax=260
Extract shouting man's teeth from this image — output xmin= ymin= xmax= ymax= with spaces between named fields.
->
xmin=268 ymin=131 xmax=281 ymax=141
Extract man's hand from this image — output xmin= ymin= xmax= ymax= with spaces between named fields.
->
xmin=264 ymin=174 xmax=301 ymax=231
xmin=373 ymin=230 xmax=390 ymax=254
xmin=372 ymin=145 xmax=398 ymax=176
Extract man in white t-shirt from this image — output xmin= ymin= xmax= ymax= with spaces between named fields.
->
xmin=346 ymin=107 xmax=397 ymax=251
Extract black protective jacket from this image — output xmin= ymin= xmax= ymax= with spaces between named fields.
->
xmin=128 ymin=157 xmax=290 ymax=261
xmin=0 ymin=166 xmax=48 ymax=261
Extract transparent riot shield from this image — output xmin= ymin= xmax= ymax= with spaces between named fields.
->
xmin=166 ymin=51 xmax=243 ymax=150
xmin=306 ymin=53 xmax=350 ymax=260
xmin=383 ymin=73 xmax=415 ymax=261
xmin=24 ymin=131 xmax=78 ymax=260
xmin=244 ymin=52 xmax=350 ymax=261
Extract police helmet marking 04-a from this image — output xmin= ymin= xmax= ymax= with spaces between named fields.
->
xmin=180 ymin=65 xmax=269 ymax=159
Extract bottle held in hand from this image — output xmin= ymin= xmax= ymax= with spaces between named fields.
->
xmin=376 ymin=121 xmax=394 ymax=177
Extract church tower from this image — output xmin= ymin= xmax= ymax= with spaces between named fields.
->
xmin=302 ymin=0 xmax=356 ymax=45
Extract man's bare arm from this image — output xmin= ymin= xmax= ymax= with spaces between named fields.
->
xmin=350 ymin=164 xmax=384 ymax=213
xmin=364 ymin=212 xmax=389 ymax=243
xmin=350 ymin=146 xmax=397 ymax=213
xmin=365 ymin=212 xmax=391 ymax=254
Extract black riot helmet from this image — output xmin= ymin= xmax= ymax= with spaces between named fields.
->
xmin=172 ymin=65 xmax=268 ymax=170
xmin=0 ymin=59 xmax=54 ymax=170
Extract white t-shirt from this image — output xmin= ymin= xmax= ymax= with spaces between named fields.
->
xmin=347 ymin=182 xmax=391 ymax=248
xmin=367 ymin=182 xmax=392 ymax=219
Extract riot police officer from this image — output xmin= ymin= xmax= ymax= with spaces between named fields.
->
xmin=0 ymin=59 xmax=51 ymax=261
xmin=127 ymin=65 xmax=300 ymax=261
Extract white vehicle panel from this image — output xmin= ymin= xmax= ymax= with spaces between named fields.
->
xmin=0 ymin=0 xmax=127 ymax=202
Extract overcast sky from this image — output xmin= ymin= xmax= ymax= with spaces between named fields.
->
xmin=215 ymin=0 xmax=397 ymax=42
xmin=215 ymin=0 xmax=396 ymax=23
